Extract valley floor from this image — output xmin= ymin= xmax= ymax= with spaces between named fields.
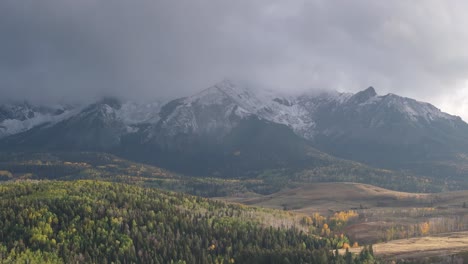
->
xmin=342 ymin=231 xmax=468 ymax=261
xmin=221 ymin=182 xmax=468 ymax=244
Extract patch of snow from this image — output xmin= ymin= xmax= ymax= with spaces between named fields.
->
xmin=383 ymin=94 xmax=457 ymax=122
xmin=359 ymin=95 xmax=382 ymax=106
xmin=125 ymin=125 xmax=139 ymax=133
xmin=116 ymin=101 xmax=163 ymax=125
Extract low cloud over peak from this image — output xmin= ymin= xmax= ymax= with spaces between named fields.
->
xmin=2 ymin=0 xmax=468 ymax=119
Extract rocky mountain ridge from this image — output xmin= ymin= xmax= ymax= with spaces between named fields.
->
xmin=2 ymin=80 xmax=467 ymax=179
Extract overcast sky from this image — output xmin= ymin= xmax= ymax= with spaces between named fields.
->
xmin=2 ymin=0 xmax=468 ymax=119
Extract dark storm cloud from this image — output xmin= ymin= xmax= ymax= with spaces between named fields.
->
xmin=1 ymin=0 xmax=468 ymax=117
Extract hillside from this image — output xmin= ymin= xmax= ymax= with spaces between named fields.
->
xmin=0 ymin=180 xmax=376 ymax=264
xmin=0 ymin=152 xmax=447 ymax=197
xmin=223 ymin=182 xmax=468 ymax=244
xmin=225 ymin=182 xmax=431 ymax=213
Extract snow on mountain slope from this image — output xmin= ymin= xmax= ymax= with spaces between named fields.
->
xmin=0 ymin=103 xmax=77 ymax=138
xmin=213 ymin=80 xmax=319 ymax=139
xmin=153 ymin=80 xmax=317 ymax=139
xmin=58 ymin=98 xmax=165 ymax=136
xmin=340 ymin=87 xmax=458 ymax=123
xmin=116 ymin=101 xmax=164 ymax=125
xmin=0 ymin=98 xmax=165 ymax=139
xmin=379 ymin=94 xmax=457 ymax=123
xmin=153 ymin=81 xmax=246 ymax=137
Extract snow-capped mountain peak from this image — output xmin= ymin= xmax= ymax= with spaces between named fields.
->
xmin=0 ymin=81 xmax=465 ymax=150
xmin=143 ymin=82 xmax=467 ymax=143
xmin=186 ymin=79 xmax=263 ymax=111
xmin=116 ymin=101 xmax=164 ymax=125
xmin=151 ymin=80 xmax=317 ymax=139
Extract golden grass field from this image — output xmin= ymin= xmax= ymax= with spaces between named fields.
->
xmin=221 ymin=182 xmax=468 ymax=261
xmin=224 ymin=182 xmax=468 ymax=215
xmin=342 ymin=231 xmax=468 ymax=261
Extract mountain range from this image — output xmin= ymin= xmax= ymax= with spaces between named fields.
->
xmin=2 ymin=80 xmax=468 ymax=182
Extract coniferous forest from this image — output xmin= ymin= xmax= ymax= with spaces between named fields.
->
xmin=0 ymin=180 xmax=376 ymax=264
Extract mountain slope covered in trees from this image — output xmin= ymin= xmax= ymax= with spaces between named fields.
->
xmin=0 ymin=180 xmax=377 ymax=264
xmin=0 ymin=151 xmax=450 ymax=195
